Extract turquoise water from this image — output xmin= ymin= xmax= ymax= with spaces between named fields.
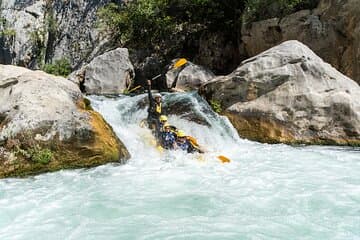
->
xmin=0 ymin=94 xmax=359 ymax=240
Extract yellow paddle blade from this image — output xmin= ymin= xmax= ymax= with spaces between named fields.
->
xmin=187 ymin=136 xmax=199 ymax=147
xmin=157 ymin=145 xmax=164 ymax=153
xmin=217 ymin=155 xmax=231 ymax=163
xmin=173 ymin=58 xmax=187 ymax=69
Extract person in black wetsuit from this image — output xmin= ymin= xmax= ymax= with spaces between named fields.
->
xmin=147 ymin=80 xmax=163 ymax=137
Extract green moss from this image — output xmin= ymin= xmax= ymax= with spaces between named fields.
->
xmin=83 ymin=98 xmax=93 ymax=111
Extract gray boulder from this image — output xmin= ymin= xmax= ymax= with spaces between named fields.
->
xmin=241 ymin=0 xmax=360 ymax=84
xmin=199 ymin=40 xmax=360 ymax=146
xmin=69 ymin=48 xmax=135 ymax=95
xmin=0 ymin=64 xmax=130 ymax=178
xmin=166 ymin=60 xmax=215 ymax=91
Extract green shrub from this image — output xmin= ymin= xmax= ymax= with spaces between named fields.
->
xmin=97 ymin=0 xmax=244 ymax=51
xmin=42 ymin=58 xmax=72 ymax=77
xmin=243 ymin=0 xmax=319 ymax=22
xmin=30 ymin=148 xmax=53 ymax=165
xmin=97 ymin=0 xmax=318 ymax=57
xmin=210 ymin=99 xmax=222 ymax=113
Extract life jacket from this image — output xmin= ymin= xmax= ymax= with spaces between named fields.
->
xmin=177 ymin=140 xmax=192 ymax=152
xmin=155 ymin=103 xmax=162 ymax=114
xmin=177 ymin=136 xmax=201 ymax=153
xmin=161 ymin=131 xmax=176 ymax=149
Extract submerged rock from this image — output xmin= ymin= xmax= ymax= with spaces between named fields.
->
xmin=0 ymin=64 xmax=130 ymax=178
xmin=199 ymin=40 xmax=360 ymax=146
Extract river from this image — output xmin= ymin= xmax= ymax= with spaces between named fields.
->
xmin=0 ymin=93 xmax=359 ymax=239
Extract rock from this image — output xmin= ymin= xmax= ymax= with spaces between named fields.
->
xmin=199 ymin=40 xmax=360 ymax=146
xmin=0 ymin=0 xmax=113 ymax=69
xmin=166 ymin=60 xmax=215 ymax=91
xmin=241 ymin=0 xmax=360 ymax=84
xmin=0 ymin=1 xmax=46 ymax=67
xmin=69 ymin=48 xmax=135 ymax=95
xmin=0 ymin=64 xmax=130 ymax=178
xmin=193 ymin=31 xmax=242 ymax=75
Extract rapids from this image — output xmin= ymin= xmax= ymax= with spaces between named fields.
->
xmin=0 ymin=93 xmax=359 ymax=239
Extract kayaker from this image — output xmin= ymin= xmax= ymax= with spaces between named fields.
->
xmin=160 ymin=123 xmax=177 ymax=150
xmin=175 ymin=130 xmax=204 ymax=153
xmin=147 ymin=80 xmax=163 ymax=135
xmin=159 ymin=115 xmax=168 ymax=132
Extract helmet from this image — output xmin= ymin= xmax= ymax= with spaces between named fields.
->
xmin=176 ymin=130 xmax=186 ymax=138
xmin=154 ymin=93 xmax=162 ymax=99
xmin=159 ymin=115 xmax=167 ymax=121
xmin=163 ymin=123 xmax=171 ymax=128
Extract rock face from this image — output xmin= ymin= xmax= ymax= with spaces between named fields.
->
xmin=193 ymin=31 xmax=242 ymax=75
xmin=0 ymin=64 xmax=130 ymax=178
xmin=0 ymin=0 xmax=113 ymax=69
xmin=199 ymin=41 xmax=360 ymax=146
xmin=241 ymin=0 xmax=360 ymax=84
xmin=69 ymin=48 xmax=134 ymax=95
xmin=0 ymin=0 xmax=45 ymax=67
xmin=166 ymin=60 xmax=215 ymax=91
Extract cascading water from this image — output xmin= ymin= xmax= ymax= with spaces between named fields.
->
xmin=0 ymin=92 xmax=359 ymax=240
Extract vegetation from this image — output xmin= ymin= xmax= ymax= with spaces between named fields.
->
xmin=97 ymin=0 xmax=244 ymax=53
xmin=0 ymin=17 xmax=16 ymax=37
xmin=0 ymin=28 xmax=16 ymax=37
xmin=210 ymin=99 xmax=222 ymax=114
xmin=11 ymin=132 xmax=53 ymax=165
xmin=97 ymin=0 xmax=318 ymax=53
xmin=243 ymin=0 xmax=319 ymax=22
xmin=42 ymin=58 xmax=72 ymax=77
xmin=30 ymin=147 xmax=53 ymax=164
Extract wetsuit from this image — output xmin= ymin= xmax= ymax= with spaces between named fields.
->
xmin=147 ymin=84 xmax=162 ymax=136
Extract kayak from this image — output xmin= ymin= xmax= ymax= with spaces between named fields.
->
xmin=139 ymin=119 xmax=230 ymax=163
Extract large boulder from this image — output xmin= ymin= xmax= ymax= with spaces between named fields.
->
xmin=0 ymin=64 xmax=130 ymax=178
xmin=69 ymin=48 xmax=135 ymax=95
xmin=241 ymin=0 xmax=360 ymax=84
xmin=199 ymin=41 xmax=360 ymax=146
xmin=166 ymin=60 xmax=215 ymax=91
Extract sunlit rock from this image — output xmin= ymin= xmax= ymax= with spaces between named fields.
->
xmin=69 ymin=48 xmax=135 ymax=95
xmin=0 ymin=64 xmax=130 ymax=178
xmin=199 ymin=40 xmax=360 ymax=146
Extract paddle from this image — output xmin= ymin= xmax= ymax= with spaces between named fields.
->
xmin=217 ymin=155 xmax=231 ymax=163
xmin=173 ymin=58 xmax=187 ymax=68
xmin=151 ymin=58 xmax=188 ymax=81
xmin=187 ymin=136 xmax=231 ymax=163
